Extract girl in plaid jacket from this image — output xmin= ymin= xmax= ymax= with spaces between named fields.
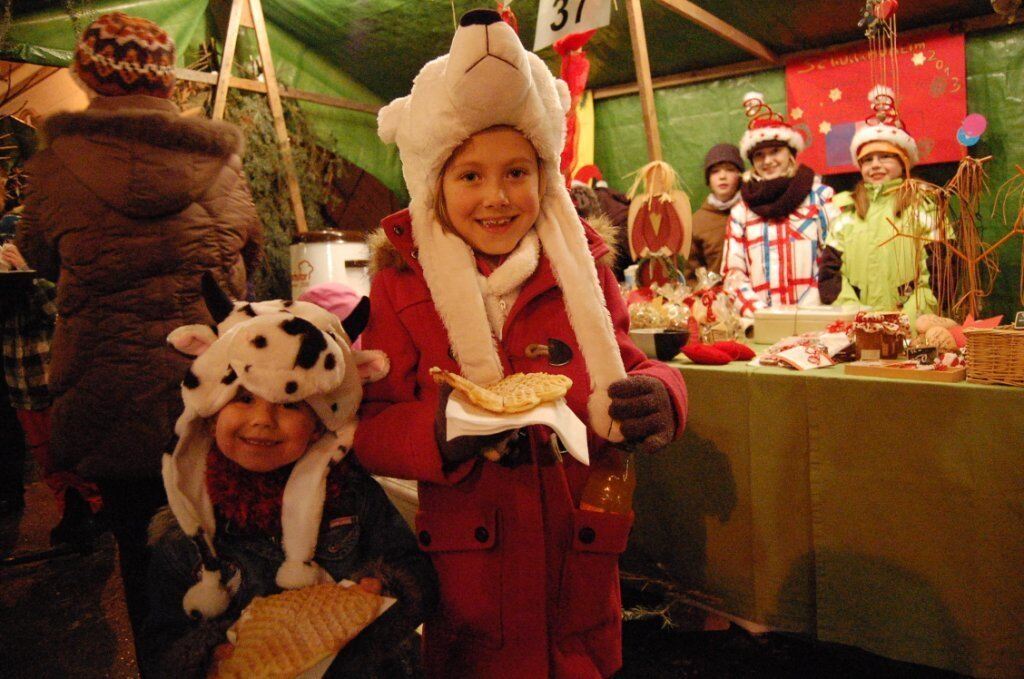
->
xmin=722 ymin=93 xmax=838 ymax=324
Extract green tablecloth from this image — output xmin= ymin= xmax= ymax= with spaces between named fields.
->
xmin=630 ymin=358 xmax=1024 ymax=678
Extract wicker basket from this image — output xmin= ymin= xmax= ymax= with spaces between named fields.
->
xmin=964 ymin=326 xmax=1024 ymax=387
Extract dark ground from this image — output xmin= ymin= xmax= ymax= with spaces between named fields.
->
xmin=617 ymin=591 xmax=964 ymax=678
xmin=0 ymin=477 xmax=966 ymax=679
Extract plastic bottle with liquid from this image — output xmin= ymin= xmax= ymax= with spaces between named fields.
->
xmin=579 ymin=447 xmax=636 ymax=514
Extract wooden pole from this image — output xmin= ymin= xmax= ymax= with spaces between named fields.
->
xmin=210 ymin=0 xmax=244 ymax=121
xmin=177 ymin=68 xmax=380 ymax=115
xmin=624 ymin=0 xmax=662 ymax=163
xmin=247 ymin=0 xmax=308 ymax=232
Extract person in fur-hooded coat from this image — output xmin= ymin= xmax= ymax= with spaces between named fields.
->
xmin=354 ymin=10 xmax=687 ymax=678
xmin=15 ymin=12 xmax=263 ymax=640
xmin=16 ymin=15 xmax=262 ymax=485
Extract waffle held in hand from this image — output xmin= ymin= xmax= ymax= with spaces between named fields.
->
xmin=429 ymin=367 xmax=572 ymax=414
xmin=212 ymin=582 xmax=382 ymax=679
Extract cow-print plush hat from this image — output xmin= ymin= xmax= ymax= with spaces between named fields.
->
xmin=162 ymin=275 xmax=387 ymax=620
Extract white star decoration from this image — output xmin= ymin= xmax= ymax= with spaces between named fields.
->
xmin=819 ymin=121 xmax=832 ymax=135
xmin=790 ymin=107 xmax=804 ymax=120
xmin=912 ymin=52 xmax=927 ymax=66
xmin=828 ymin=88 xmax=842 ymax=102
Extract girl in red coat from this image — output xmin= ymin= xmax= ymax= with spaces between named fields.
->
xmin=354 ymin=10 xmax=688 ymax=678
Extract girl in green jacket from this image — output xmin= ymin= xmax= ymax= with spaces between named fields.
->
xmin=819 ymin=88 xmax=943 ymax=324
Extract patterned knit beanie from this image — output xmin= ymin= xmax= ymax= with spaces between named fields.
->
xmin=73 ymin=13 xmax=176 ymax=99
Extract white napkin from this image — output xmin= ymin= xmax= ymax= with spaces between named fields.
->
xmin=445 ymin=396 xmax=590 ymax=465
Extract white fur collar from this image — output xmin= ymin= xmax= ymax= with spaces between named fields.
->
xmin=477 ymin=230 xmax=540 ymax=337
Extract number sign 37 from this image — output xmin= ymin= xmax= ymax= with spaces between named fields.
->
xmin=533 ymin=0 xmax=612 ymax=51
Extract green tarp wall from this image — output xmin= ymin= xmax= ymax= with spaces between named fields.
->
xmin=1 ymin=0 xmax=400 ymax=198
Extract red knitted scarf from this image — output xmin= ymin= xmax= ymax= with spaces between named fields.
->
xmin=205 ymin=446 xmax=346 ymax=536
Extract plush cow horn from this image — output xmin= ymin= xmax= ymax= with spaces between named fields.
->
xmin=201 ymin=271 xmax=234 ymax=324
xmin=341 ymin=296 xmax=371 ymax=341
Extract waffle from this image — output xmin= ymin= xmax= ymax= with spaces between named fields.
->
xmin=430 ymin=367 xmax=572 ymax=414
xmin=212 ymin=583 xmax=381 ymax=679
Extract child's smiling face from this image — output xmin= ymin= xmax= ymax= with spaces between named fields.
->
xmin=440 ymin=126 xmax=542 ymax=262
xmin=214 ymin=388 xmax=322 ymax=472
xmin=751 ymin=144 xmax=794 ymax=180
xmin=858 ymin=151 xmax=904 ymax=184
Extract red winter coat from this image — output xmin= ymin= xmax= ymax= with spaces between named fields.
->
xmin=354 ymin=210 xmax=687 ymax=678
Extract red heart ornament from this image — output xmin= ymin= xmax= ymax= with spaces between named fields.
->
xmin=873 ymin=0 xmax=898 ymax=21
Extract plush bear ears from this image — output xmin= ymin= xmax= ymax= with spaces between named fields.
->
xmin=377 ymin=95 xmax=409 ymax=145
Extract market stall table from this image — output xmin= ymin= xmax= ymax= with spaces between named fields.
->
xmin=628 ymin=356 xmax=1023 ymax=678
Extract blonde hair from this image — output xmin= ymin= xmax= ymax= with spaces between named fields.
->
xmin=851 ymin=178 xmax=915 ymax=221
xmin=432 ymin=125 xmax=544 ymax=234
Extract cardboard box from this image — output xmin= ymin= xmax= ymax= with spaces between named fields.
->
xmin=753 ymin=305 xmax=860 ymax=344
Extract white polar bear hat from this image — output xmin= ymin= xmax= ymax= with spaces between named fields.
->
xmin=377 ymin=8 xmax=626 ymax=441
xmin=163 ymin=274 xmax=389 ymax=620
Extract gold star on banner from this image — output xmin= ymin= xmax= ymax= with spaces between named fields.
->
xmin=912 ymin=52 xmax=926 ymax=66
xmin=790 ymin=107 xmax=804 ymax=120
xmin=819 ymin=121 xmax=832 ymax=135
xmin=828 ymin=88 xmax=843 ymax=102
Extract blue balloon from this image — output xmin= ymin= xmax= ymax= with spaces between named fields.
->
xmin=957 ymin=128 xmax=981 ymax=147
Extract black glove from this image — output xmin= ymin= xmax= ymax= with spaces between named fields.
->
xmin=608 ymin=375 xmax=675 ymax=454
xmin=435 ymin=383 xmax=518 ymax=469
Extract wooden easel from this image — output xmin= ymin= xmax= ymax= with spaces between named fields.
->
xmin=211 ymin=0 xmax=307 ymax=233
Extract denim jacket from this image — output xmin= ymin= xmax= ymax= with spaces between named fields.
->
xmin=141 ymin=459 xmax=437 ymax=678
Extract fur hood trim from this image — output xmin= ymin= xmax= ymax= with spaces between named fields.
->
xmin=367 ymin=227 xmax=404 ymax=278
xmin=367 ymin=214 xmax=618 ymax=279
xmin=147 ymin=505 xmax=180 ymax=547
xmin=43 ymin=98 xmax=244 ymax=157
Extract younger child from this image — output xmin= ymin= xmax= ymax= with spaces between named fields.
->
xmin=819 ymin=88 xmax=940 ymax=323
xmin=686 ymin=143 xmax=744 ymax=285
xmin=356 ymin=10 xmax=687 ymax=678
xmin=142 ymin=289 xmax=436 ymax=678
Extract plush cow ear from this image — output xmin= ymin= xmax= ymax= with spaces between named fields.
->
xmin=353 ymin=349 xmax=390 ymax=384
xmin=341 ymin=297 xmax=371 ymax=342
xmin=201 ymin=271 xmax=234 ymax=324
xmin=168 ymin=325 xmax=219 ymax=357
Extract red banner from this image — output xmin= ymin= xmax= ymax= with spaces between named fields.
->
xmin=785 ymin=31 xmax=966 ymax=175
